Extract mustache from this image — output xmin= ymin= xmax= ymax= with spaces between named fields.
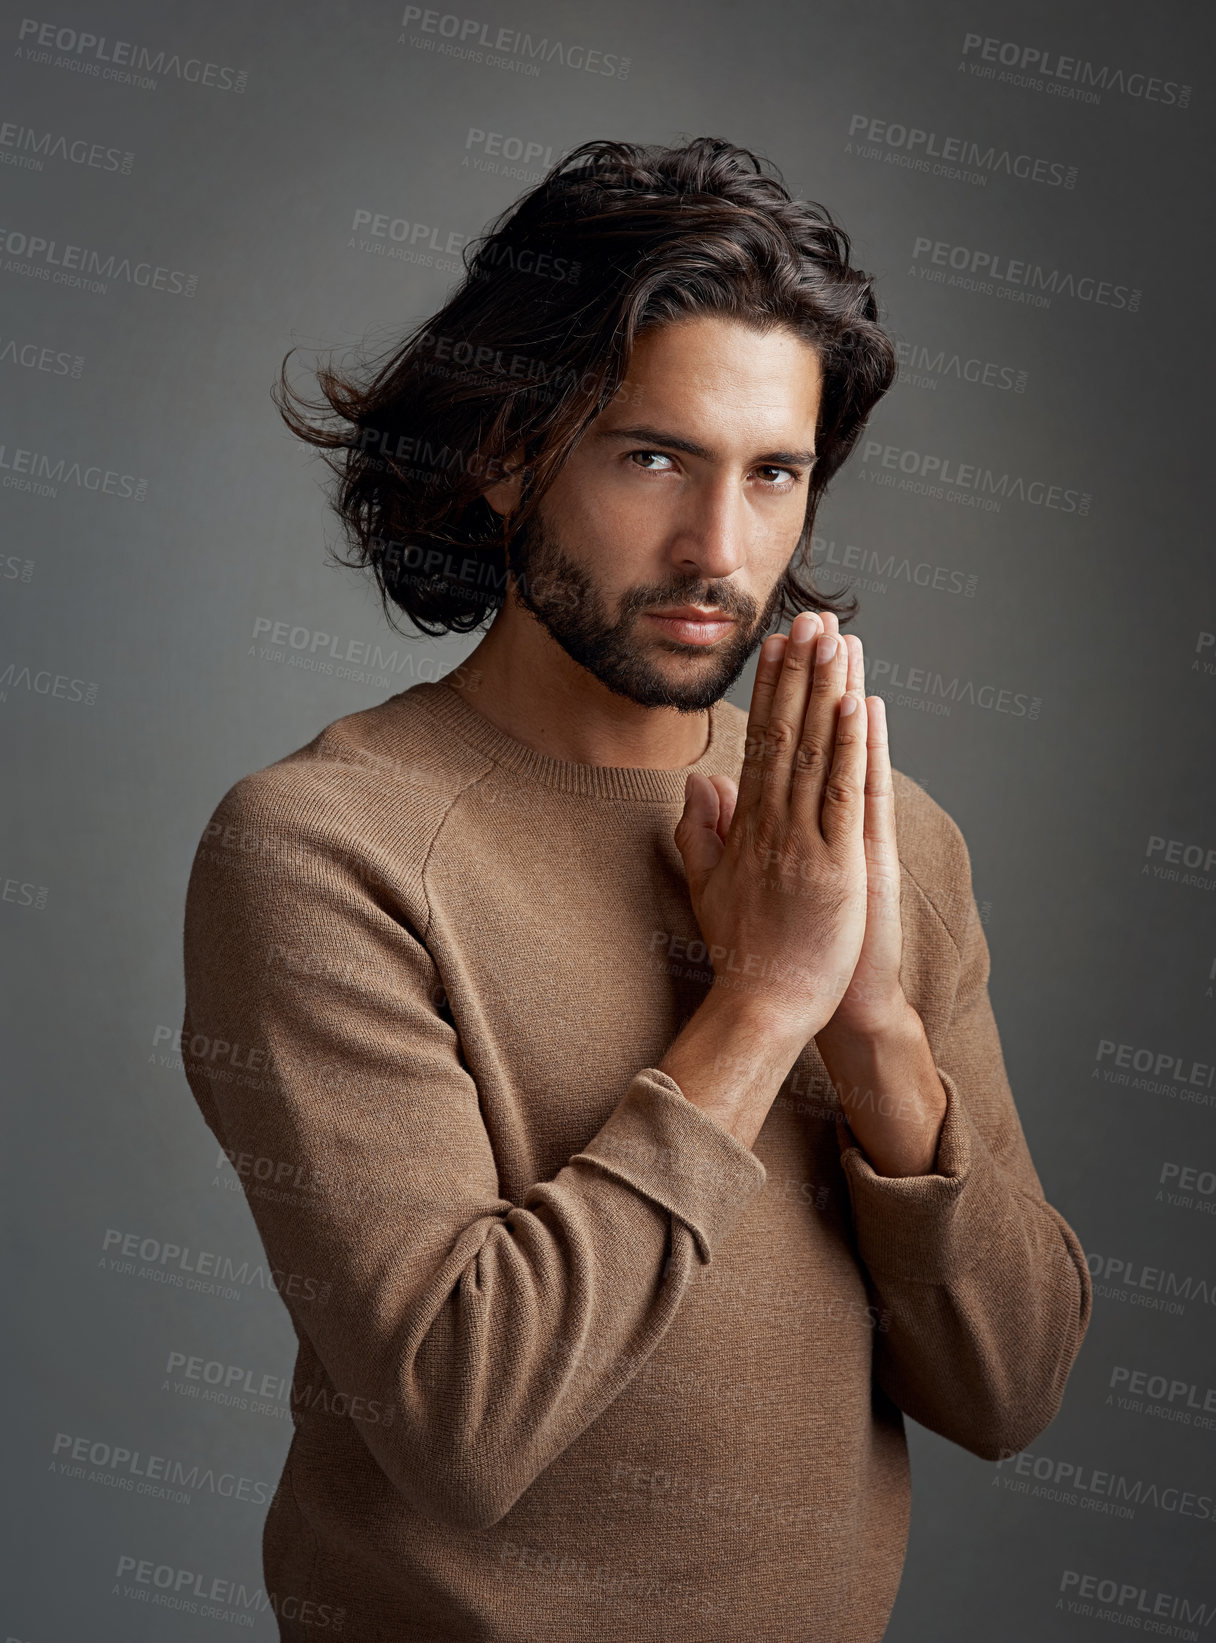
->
xmin=626 ymin=587 xmax=757 ymax=622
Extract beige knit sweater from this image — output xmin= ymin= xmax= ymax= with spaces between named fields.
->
xmin=180 ymin=673 xmax=1091 ymax=1641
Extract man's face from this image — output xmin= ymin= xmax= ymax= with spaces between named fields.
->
xmin=497 ymin=313 xmax=824 ymax=713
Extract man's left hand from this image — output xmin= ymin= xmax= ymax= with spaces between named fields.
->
xmin=810 ymin=616 xmax=948 ymax=1177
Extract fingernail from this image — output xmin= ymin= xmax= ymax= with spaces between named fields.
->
xmin=816 ymin=634 xmax=838 ymax=664
xmin=839 ymin=693 xmax=858 ymax=716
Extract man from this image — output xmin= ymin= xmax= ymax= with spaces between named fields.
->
xmin=182 ymin=137 xmax=1091 ymax=1640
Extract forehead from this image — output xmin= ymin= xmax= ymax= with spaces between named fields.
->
xmin=609 ymin=313 xmax=823 ymax=432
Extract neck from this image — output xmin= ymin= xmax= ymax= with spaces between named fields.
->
xmin=447 ymin=602 xmax=712 ymax=770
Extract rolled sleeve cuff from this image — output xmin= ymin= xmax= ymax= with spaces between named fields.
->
xmin=835 ymin=1067 xmax=1007 ymax=1283
xmin=570 ymin=1068 xmax=768 ymax=1264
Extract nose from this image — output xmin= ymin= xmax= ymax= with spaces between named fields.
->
xmin=665 ymin=474 xmax=747 ymax=585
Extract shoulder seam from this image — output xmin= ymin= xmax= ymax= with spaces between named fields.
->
xmin=413 ymin=762 xmax=501 ymax=941
xmin=222 ymin=740 xmax=493 ymax=948
xmin=895 ymin=784 xmax=969 ymax=961
xmin=898 ymin=855 xmax=964 ymax=961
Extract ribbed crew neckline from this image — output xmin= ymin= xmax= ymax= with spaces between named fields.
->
xmin=412 ymin=676 xmax=730 ymax=802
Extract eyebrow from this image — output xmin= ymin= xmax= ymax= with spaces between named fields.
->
xmin=591 ymin=423 xmax=817 ymax=467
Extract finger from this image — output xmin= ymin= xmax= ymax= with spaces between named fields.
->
xmin=736 ymin=631 xmax=788 ymax=816
xmin=789 ymin=623 xmax=851 ymax=832
xmin=862 ymin=693 xmax=898 ymax=877
xmin=751 ymin=611 xmax=823 ymax=814
xmin=844 ymin=633 xmax=885 ymax=857
xmin=674 ymin=772 xmax=726 ymax=893
xmin=820 ymin=691 xmax=868 ymax=848
xmin=708 ymin=774 xmax=738 ymax=843
xmin=843 ymin=631 xmax=864 ymax=700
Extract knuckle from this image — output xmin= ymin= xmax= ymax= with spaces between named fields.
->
xmin=790 ymin=754 xmax=828 ymax=792
xmin=764 ymin=718 xmax=799 ymax=756
xmin=794 ymin=735 xmax=829 ymax=770
xmin=824 ymin=775 xmax=858 ymax=808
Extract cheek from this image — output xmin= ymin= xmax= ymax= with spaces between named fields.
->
xmin=555 ymin=466 xmax=658 ymax=564
xmin=569 ymin=457 xmax=641 ymax=517
xmin=763 ymin=496 xmax=809 ymax=559
xmin=594 ymin=488 xmax=657 ymax=550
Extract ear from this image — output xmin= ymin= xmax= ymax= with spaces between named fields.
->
xmin=482 ymin=444 xmax=527 ymax=517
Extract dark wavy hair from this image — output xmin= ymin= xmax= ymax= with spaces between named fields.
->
xmin=273 ymin=136 xmax=898 ymax=638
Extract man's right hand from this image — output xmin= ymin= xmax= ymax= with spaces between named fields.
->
xmin=673 ymin=609 xmax=870 ymax=1045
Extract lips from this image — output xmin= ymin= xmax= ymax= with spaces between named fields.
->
xmin=645 ymin=607 xmax=736 ymax=646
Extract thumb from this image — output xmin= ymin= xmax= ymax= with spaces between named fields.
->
xmin=674 ymin=772 xmax=725 ymax=892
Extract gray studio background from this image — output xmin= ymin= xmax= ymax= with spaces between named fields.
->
xmin=3 ymin=0 xmax=1214 ymax=1636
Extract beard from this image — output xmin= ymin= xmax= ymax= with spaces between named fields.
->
xmin=505 ymin=507 xmax=788 ymax=712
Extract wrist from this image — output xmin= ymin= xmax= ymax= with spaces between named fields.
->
xmin=692 ymin=986 xmax=822 ymax=1063
xmin=660 ymin=990 xmax=812 ymax=1151
xmin=816 ymin=992 xmax=919 ymax=1053
xmin=815 ymin=1001 xmax=947 ymax=1177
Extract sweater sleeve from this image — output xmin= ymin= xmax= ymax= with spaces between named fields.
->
xmin=180 ymin=772 xmax=767 ymax=1531
xmin=832 ymin=809 xmax=1092 ymax=1461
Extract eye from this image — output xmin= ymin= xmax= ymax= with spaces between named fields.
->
xmin=754 ymin=465 xmax=802 ymax=489
xmin=624 ymin=451 xmax=807 ymax=487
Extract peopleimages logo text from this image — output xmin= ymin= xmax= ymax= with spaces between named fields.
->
xmin=860 ymin=440 xmax=1090 ymax=514
xmin=15 ymin=18 xmax=249 ymax=91
xmin=959 ymin=33 xmax=1190 ymax=108
xmin=911 ymin=235 xmax=1140 ymax=310
xmin=0 ymin=225 xmax=197 ymax=295
xmin=399 ymin=8 xmax=630 ymax=78
xmin=847 ymin=113 xmax=1076 ymax=188
xmin=0 ymin=121 xmax=134 ymax=174
xmin=894 ymin=338 xmax=1028 ymax=394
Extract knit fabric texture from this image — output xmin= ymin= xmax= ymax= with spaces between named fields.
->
xmin=180 ymin=675 xmax=1092 ymax=1642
